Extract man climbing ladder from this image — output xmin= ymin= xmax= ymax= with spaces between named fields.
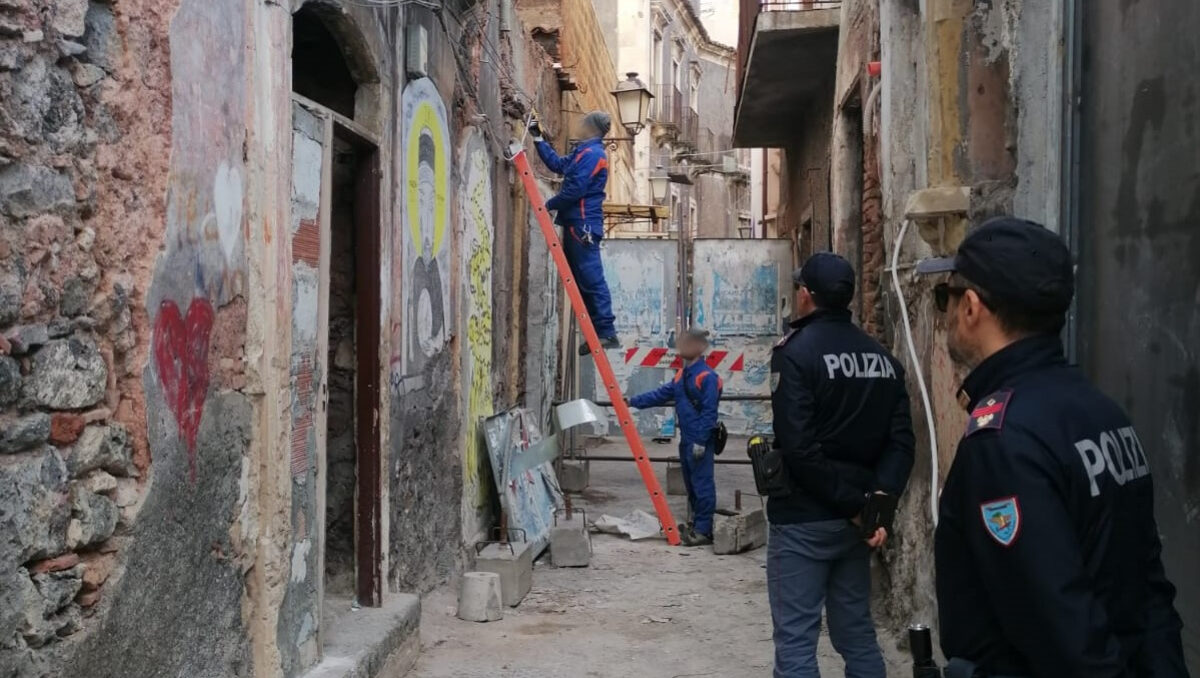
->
xmin=529 ymin=112 xmax=619 ymax=355
xmin=509 ymin=135 xmax=680 ymax=547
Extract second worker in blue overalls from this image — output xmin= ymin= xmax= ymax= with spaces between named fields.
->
xmin=627 ymin=327 xmax=723 ymax=547
xmin=530 ymin=112 xmax=619 ymax=355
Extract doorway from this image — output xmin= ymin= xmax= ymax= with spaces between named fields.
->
xmin=291 ymin=2 xmax=384 ymax=612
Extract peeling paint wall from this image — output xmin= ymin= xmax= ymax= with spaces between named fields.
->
xmin=580 ymin=239 xmax=679 ymax=437
xmin=1 ymin=0 xmax=609 ymax=674
xmin=691 ymin=239 xmax=792 ymax=436
xmin=829 ymin=0 xmax=1069 ymax=639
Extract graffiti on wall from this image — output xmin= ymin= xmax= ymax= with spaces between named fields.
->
xmin=459 ymin=129 xmax=494 ymax=526
xmin=152 ymin=298 xmax=215 ymax=481
xmin=399 ymin=77 xmax=451 ymax=376
xmin=147 ymin=0 xmax=247 ymax=484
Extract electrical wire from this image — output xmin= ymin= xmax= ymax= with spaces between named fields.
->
xmin=890 ymin=219 xmax=940 ymax=527
xmin=435 ymin=0 xmax=539 ymax=107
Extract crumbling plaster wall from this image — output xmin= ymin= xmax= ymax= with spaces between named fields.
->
xmin=0 ymin=0 xmax=216 ymax=674
xmin=387 ymin=0 xmax=566 ymax=592
xmin=1 ymin=0 xmax=582 ymax=675
xmin=833 ymin=0 xmax=1066 ymax=641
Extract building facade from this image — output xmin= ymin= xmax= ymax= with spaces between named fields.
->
xmin=0 ymin=0 xmax=628 ymax=676
xmin=736 ymin=0 xmax=1200 ymax=670
xmin=592 ymin=0 xmax=747 ymax=239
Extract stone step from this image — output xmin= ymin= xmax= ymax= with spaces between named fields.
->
xmin=301 ymin=593 xmax=421 ymax=678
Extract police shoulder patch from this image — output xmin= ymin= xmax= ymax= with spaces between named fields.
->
xmin=964 ymin=389 xmax=1013 ymax=437
xmin=979 ymin=496 xmax=1021 ymax=546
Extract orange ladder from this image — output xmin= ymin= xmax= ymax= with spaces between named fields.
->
xmin=510 ymin=143 xmax=681 ymax=546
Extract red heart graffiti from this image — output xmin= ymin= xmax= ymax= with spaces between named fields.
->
xmin=153 ymin=298 xmax=215 ymax=482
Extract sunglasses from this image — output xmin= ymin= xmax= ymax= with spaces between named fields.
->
xmin=933 ymin=282 xmax=968 ymax=313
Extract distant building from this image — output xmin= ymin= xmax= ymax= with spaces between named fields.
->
xmin=592 ymin=0 xmax=749 ymax=239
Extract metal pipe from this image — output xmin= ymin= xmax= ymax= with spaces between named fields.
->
xmin=554 ymin=393 xmax=771 ymax=408
xmin=582 ymin=454 xmax=751 ymax=465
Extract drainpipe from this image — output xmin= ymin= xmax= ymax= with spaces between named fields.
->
xmin=499 ymin=0 xmax=514 ymax=33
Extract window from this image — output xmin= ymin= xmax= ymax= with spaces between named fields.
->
xmin=652 ymin=31 xmax=663 ymax=85
xmin=689 ymin=198 xmax=698 ymax=237
xmin=689 ymin=65 xmax=701 ymax=111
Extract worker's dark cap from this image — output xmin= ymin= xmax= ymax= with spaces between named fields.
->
xmin=915 ymin=216 xmax=1074 ymax=313
xmin=682 ymin=326 xmax=710 ymax=342
xmin=793 ymin=252 xmax=855 ymax=308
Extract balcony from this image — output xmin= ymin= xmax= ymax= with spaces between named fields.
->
xmin=677 ymin=106 xmax=699 ymax=149
xmin=734 ymin=0 xmax=841 ymax=147
xmin=650 ymin=85 xmax=684 ymax=139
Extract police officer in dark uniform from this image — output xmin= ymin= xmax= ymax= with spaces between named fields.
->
xmin=768 ymin=252 xmax=915 ymax=677
xmin=917 ymin=217 xmax=1189 ymax=678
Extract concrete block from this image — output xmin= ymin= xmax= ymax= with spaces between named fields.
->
xmin=474 ymin=541 xmax=533 ymax=607
xmin=666 ymin=462 xmax=687 ymax=496
xmin=713 ymin=507 xmax=767 ymax=555
xmin=903 ymin=186 xmax=970 ymax=219
xmin=550 ymin=513 xmax=591 ymax=567
xmin=557 ymin=459 xmax=589 ymax=493
xmin=456 ymin=571 xmax=503 ymax=622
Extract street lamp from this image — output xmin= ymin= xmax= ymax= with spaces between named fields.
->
xmin=610 ymin=72 xmax=653 ymax=137
xmin=650 ymin=165 xmax=670 ymax=204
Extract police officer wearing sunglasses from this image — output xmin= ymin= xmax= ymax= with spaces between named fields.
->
xmin=916 ymin=217 xmax=1189 ymax=678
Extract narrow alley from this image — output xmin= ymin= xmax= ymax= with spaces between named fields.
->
xmin=0 ymin=0 xmax=1197 ymax=677
xmin=413 ymin=440 xmax=906 ymax=678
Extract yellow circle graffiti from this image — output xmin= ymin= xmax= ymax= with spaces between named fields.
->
xmin=406 ymin=101 xmax=448 ymax=258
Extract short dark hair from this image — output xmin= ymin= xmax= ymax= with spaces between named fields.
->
xmin=953 ymin=274 xmax=1066 ymax=337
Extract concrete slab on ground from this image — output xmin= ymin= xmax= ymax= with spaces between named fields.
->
xmin=409 ymin=437 xmax=908 ymax=677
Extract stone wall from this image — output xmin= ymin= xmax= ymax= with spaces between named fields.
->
xmin=0 ymin=0 xmax=181 ymax=673
xmin=1 ymin=0 xmax=578 ymax=676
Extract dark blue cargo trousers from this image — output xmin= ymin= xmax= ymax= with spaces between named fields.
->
xmin=767 ymin=520 xmax=885 ymax=678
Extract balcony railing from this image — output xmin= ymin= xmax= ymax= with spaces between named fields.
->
xmin=738 ymin=0 xmax=842 ymax=99
xmin=651 ymin=85 xmax=684 ymax=128
xmin=677 ymin=107 xmax=699 ymax=148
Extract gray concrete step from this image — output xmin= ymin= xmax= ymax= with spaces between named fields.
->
xmin=302 ymin=593 xmax=421 ymax=678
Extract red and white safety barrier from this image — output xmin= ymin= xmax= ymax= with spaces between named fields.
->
xmin=623 ymin=347 xmax=744 ymax=372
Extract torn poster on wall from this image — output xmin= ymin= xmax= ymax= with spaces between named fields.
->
xmin=482 ymin=409 xmax=564 ymax=552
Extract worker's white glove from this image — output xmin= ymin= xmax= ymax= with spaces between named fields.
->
xmin=691 ymin=443 xmax=705 ymax=461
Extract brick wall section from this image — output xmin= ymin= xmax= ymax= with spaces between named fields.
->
xmin=860 ymin=134 xmax=884 ymax=337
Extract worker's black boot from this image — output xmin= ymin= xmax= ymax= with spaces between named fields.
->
xmin=680 ymin=529 xmax=712 ymax=547
xmin=579 ymin=336 xmax=620 ymax=356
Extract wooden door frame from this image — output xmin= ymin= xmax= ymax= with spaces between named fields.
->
xmin=334 ymin=120 xmax=384 ymax=608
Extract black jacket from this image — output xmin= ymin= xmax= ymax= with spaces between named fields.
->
xmin=767 ymin=308 xmax=915 ymax=524
xmin=935 ymin=335 xmax=1188 ymax=678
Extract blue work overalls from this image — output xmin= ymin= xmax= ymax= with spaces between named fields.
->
xmin=629 ymin=359 xmax=722 ymax=535
xmin=534 ymin=136 xmax=616 ymax=338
